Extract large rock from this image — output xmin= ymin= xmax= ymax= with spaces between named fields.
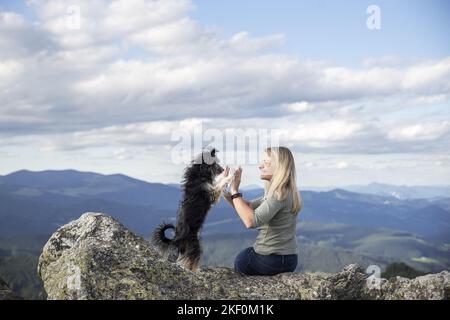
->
xmin=37 ymin=212 xmax=450 ymax=300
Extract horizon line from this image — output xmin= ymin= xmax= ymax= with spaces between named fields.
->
xmin=1 ymin=168 xmax=449 ymax=188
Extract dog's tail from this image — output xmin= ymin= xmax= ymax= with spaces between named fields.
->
xmin=151 ymin=222 xmax=177 ymax=258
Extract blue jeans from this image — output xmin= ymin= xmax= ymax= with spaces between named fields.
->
xmin=234 ymin=247 xmax=298 ymax=276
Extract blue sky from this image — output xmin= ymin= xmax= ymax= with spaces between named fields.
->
xmin=191 ymin=0 xmax=450 ymax=66
xmin=0 ymin=0 xmax=449 ymax=187
xmin=3 ymin=0 xmax=449 ymax=63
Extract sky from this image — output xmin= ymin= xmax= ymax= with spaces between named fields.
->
xmin=0 ymin=0 xmax=449 ymax=187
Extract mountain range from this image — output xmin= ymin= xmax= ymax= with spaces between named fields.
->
xmin=0 ymin=169 xmax=449 ymax=298
xmin=1 ymin=169 xmax=449 ymax=242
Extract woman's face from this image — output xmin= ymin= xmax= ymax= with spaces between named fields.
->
xmin=258 ymin=153 xmax=274 ymax=181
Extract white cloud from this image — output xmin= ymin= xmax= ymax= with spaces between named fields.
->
xmin=402 ymin=58 xmax=450 ymax=93
xmin=40 ymin=120 xmax=181 ymax=151
xmin=334 ymin=161 xmax=350 ymax=170
xmin=113 ymin=147 xmax=134 ymax=160
xmin=283 ymin=101 xmax=316 ymax=113
xmin=28 ymin=0 xmax=194 ymax=47
xmin=362 ymin=55 xmax=407 ymax=68
xmin=286 ymin=120 xmax=365 ymax=142
xmin=2 ymin=110 xmax=448 ymax=157
xmin=0 ymin=11 xmax=25 ymax=27
xmin=387 ymin=121 xmax=450 ymax=141
xmin=0 ymin=0 xmax=448 ymax=179
xmin=0 ymin=59 xmax=24 ymax=82
xmin=2 ymin=0 xmax=450 ymax=143
xmin=128 ymin=17 xmax=205 ymax=54
xmin=227 ymin=31 xmax=285 ymax=54
xmin=304 ymin=161 xmax=318 ymax=168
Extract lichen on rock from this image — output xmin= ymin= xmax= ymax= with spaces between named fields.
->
xmin=37 ymin=212 xmax=450 ymax=300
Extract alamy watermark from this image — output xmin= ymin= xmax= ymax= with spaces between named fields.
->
xmin=66 ymin=5 xmax=82 ymax=30
xmin=170 ymin=121 xmax=284 ymax=165
xmin=366 ymin=265 xmax=382 ymax=290
xmin=367 ymin=5 xmax=381 ymax=30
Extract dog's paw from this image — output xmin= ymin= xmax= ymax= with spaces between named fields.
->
xmin=222 ymin=171 xmax=235 ymax=187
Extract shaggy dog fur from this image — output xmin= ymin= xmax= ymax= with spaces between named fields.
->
xmin=151 ymin=146 xmax=234 ymax=271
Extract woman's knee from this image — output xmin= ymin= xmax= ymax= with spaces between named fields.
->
xmin=283 ymin=254 xmax=298 ymax=272
xmin=234 ymin=247 xmax=254 ymax=274
xmin=253 ymin=256 xmax=283 ymax=275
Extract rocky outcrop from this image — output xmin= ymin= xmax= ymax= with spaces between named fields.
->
xmin=37 ymin=212 xmax=450 ymax=300
xmin=0 ymin=278 xmax=22 ymax=300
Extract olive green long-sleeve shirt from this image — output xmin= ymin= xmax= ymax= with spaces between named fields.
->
xmin=248 ymin=191 xmax=301 ymax=255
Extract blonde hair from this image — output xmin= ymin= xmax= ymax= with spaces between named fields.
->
xmin=263 ymin=146 xmax=303 ymax=214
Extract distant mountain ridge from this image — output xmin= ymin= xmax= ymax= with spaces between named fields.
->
xmin=1 ymin=169 xmax=449 ymax=241
xmin=1 ymin=169 xmax=449 ymax=299
xmin=342 ymin=182 xmax=450 ymax=200
xmin=245 ymin=183 xmax=450 ymax=200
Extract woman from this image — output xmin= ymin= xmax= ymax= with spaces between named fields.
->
xmin=223 ymin=146 xmax=303 ymax=276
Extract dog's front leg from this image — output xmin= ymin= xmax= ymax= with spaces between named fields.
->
xmin=212 ymin=174 xmax=234 ymax=203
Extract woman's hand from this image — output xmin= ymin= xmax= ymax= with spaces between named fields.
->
xmin=230 ymin=166 xmax=242 ymax=194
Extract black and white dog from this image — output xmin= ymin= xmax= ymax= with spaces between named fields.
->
xmin=152 ymin=146 xmax=234 ymax=271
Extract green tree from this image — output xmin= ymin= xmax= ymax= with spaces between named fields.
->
xmin=381 ymin=262 xmax=426 ymax=279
